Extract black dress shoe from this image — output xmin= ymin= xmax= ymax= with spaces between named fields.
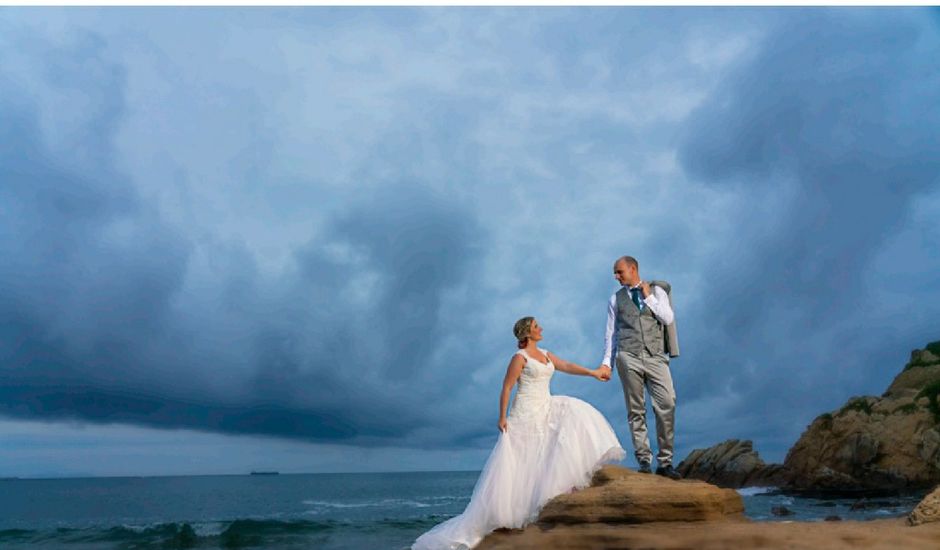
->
xmin=655 ymin=465 xmax=682 ymax=480
xmin=637 ymin=461 xmax=652 ymax=474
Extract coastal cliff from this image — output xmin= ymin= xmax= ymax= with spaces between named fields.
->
xmin=784 ymin=342 xmax=940 ymax=491
xmin=678 ymin=341 xmax=940 ymax=491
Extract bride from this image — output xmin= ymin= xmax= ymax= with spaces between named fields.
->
xmin=412 ymin=316 xmax=625 ymax=550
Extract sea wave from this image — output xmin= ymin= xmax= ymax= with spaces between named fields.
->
xmin=0 ymin=516 xmax=446 ymax=547
xmin=0 ymin=529 xmax=34 ymax=542
xmin=303 ymin=496 xmax=466 ymax=509
xmin=736 ymin=486 xmax=778 ymax=496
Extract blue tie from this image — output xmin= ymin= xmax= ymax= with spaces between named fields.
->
xmin=630 ymin=288 xmax=644 ymax=311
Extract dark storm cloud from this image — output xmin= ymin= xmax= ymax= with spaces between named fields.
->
xmin=0 ymin=35 xmax=190 ymax=390
xmin=674 ymin=9 xmax=940 ymax=449
xmin=297 ymin=188 xmax=484 ymax=377
xmin=0 ymin=27 xmax=486 ymax=447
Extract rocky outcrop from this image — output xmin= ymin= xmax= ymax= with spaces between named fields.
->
xmin=476 ymin=464 xmax=743 ymax=549
xmin=477 ymin=465 xmax=940 ymax=549
xmin=910 ymin=485 xmax=940 ymax=526
xmin=534 ymin=464 xmax=744 ymax=524
xmin=677 ymin=439 xmax=788 ymax=488
xmin=783 ymin=342 xmax=940 ymax=491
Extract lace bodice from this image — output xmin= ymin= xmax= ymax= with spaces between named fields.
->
xmin=509 ymin=348 xmax=554 ymax=422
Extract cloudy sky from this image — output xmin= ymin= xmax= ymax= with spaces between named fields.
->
xmin=2 ymin=7 xmax=939 ymax=478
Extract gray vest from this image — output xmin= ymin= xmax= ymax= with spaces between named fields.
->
xmin=615 ymin=287 xmax=665 ymax=357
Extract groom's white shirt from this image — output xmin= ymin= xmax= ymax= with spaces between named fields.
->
xmin=601 ymin=284 xmax=674 ymax=368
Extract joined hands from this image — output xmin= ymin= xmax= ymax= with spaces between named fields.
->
xmin=593 ymin=366 xmax=612 ymax=382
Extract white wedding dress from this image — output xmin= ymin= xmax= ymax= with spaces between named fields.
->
xmin=412 ymin=348 xmax=625 ymax=550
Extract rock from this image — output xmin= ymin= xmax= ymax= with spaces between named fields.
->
xmin=771 ymin=506 xmax=794 ymax=517
xmin=534 ymin=465 xmax=744 ymax=525
xmin=885 ymin=364 xmax=940 ymax=398
xmin=849 ymin=499 xmax=900 ymax=511
xmin=784 ymin=341 xmax=940 ymax=491
xmin=920 ymin=429 xmax=940 ymax=469
xmin=919 ymin=349 xmax=940 ymax=363
xmin=477 ymin=464 xmax=746 ymax=549
xmin=910 ymin=485 xmax=940 ymax=526
xmin=677 ymin=439 xmax=788 ymax=488
xmin=825 ymin=515 xmax=843 ymax=521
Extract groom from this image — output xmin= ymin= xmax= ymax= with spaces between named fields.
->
xmin=599 ymin=255 xmax=681 ymax=480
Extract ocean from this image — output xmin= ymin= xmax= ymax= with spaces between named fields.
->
xmin=0 ymin=472 xmax=925 ymax=549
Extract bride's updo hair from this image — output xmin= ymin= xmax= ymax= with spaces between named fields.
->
xmin=513 ymin=316 xmax=535 ymax=349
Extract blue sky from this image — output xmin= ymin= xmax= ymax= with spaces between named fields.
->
xmin=1 ymin=7 xmax=939 ymax=478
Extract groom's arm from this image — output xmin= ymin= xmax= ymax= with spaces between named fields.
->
xmin=600 ymin=295 xmax=616 ymax=370
xmin=642 ymin=284 xmax=674 ymax=325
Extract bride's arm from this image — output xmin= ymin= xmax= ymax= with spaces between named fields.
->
xmin=548 ymin=352 xmax=609 ymax=381
xmin=498 ymin=355 xmax=525 ymax=432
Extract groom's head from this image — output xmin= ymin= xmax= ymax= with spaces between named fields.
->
xmin=613 ymin=256 xmax=639 ymax=287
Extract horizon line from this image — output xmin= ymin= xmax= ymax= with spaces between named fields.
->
xmin=0 ymin=468 xmax=484 ymax=481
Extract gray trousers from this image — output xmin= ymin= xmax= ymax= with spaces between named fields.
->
xmin=615 ymin=349 xmax=676 ymax=467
